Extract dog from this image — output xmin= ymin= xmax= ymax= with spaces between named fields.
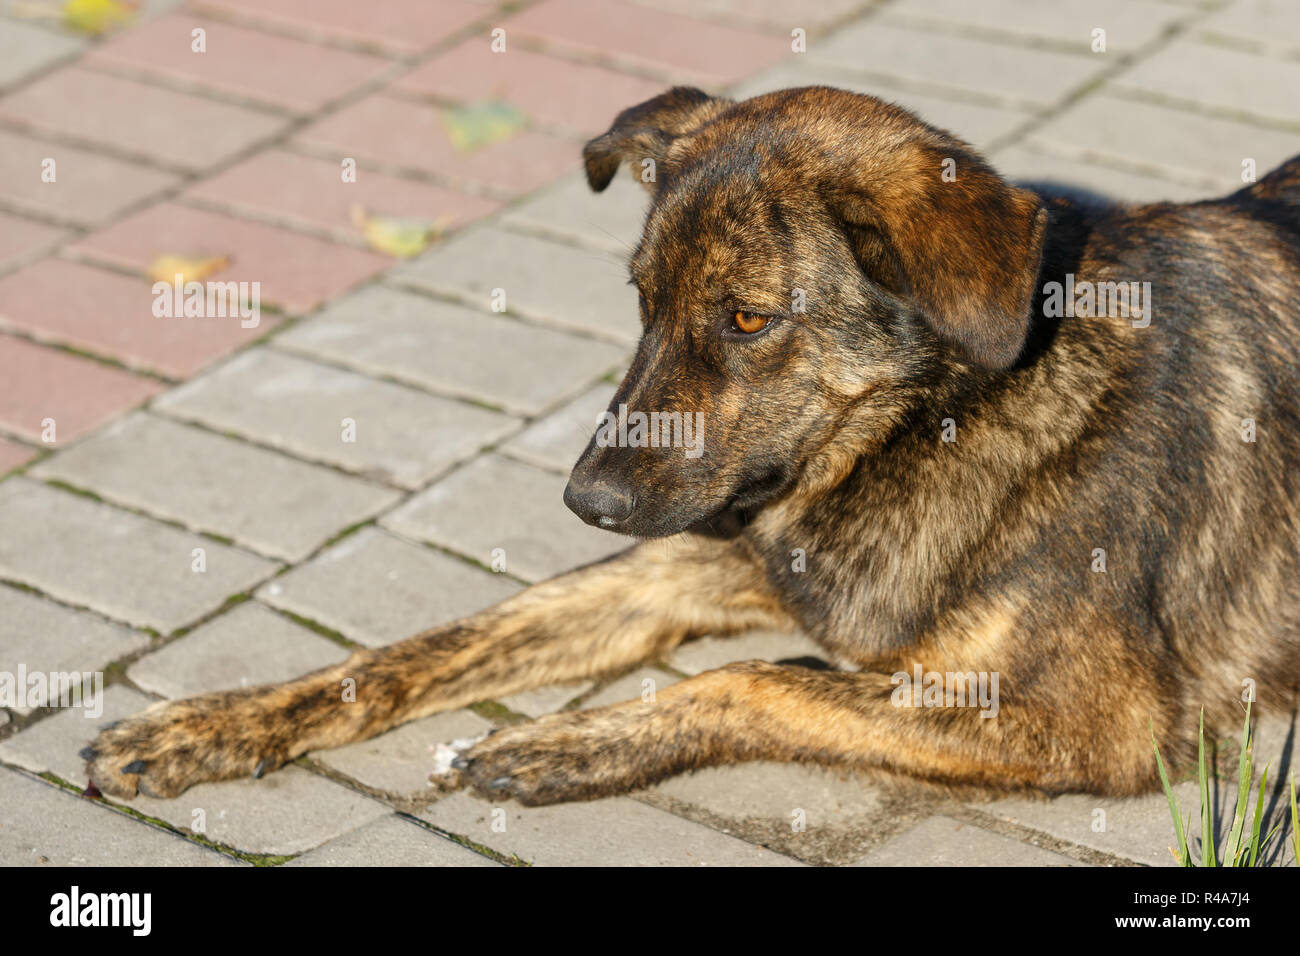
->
xmin=83 ymin=86 xmax=1300 ymax=806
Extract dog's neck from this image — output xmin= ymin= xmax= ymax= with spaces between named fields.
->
xmin=741 ymin=197 xmax=1133 ymax=662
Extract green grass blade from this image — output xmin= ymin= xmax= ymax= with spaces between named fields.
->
xmin=1151 ymin=717 xmax=1191 ymax=866
xmin=1223 ymin=703 xmax=1253 ymax=866
xmin=1291 ymin=774 xmax=1299 ymax=866
xmin=1261 ymin=822 xmax=1283 ymax=853
xmin=1248 ymin=765 xmax=1269 ymax=867
xmin=1199 ymin=708 xmax=1216 ymax=866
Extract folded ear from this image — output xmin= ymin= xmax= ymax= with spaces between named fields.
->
xmin=583 ymin=87 xmax=732 ymax=194
xmin=824 ymin=118 xmax=1048 ymax=370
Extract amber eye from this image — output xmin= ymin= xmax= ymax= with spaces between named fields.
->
xmin=733 ymin=310 xmax=769 ymax=334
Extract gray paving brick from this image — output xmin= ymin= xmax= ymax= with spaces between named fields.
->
xmin=731 ymin=61 xmax=1030 ymax=148
xmin=0 ymin=128 xmax=180 ymax=227
xmin=382 ymin=453 xmax=628 ymax=583
xmin=992 ymin=144 xmax=1213 ymax=202
xmin=286 ymin=814 xmax=500 ymax=866
xmin=1198 ymin=0 xmax=1300 ymax=58
xmin=497 ymin=681 xmax=592 ymax=718
xmin=980 ymin=714 xmax=1299 ymax=867
xmin=314 ymin=709 xmax=493 ymax=797
xmin=0 ymin=478 xmax=277 ymax=634
xmin=651 ymin=762 xmax=880 ymax=822
xmin=502 ymin=171 xmax=649 ymax=255
xmin=257 ymin=527 xmax=520 ymax=648
xmin=0 ymin=20 xmax=82 ymax=90
xmin=499 ymin=381 xmax=616 ymax=474
xmin=419 ymin=791 xmax=804 ymax=866
xmin=1113 ymin=41 xmax=1300 ymax=129
xmin=980 ymin=788 xmax=1201 ymax=867
xmin=0 ymin=768 xmax=240 ymax=867
xmin=390 ymin=225 xmax=641 ymax=346
xmin=154 ymin=349 xmax=520 ymax=489
xmin=883 ymin=0 xmax=1187 ymax=53
xmin=670 ymin=629 xmax=830 ymax=675
xmin=812 ymin=20 xmax=1106 ymax=110
xmin=273 ymin=286 xmax=626 ymax=417
xmin=1028 ymin=93 xmax=1299 ymax=189
xmin=126 ymin=601 xmax=349 ymax=699
xmin=0 ymin=686 xmax=390 ymax=856
xmin=852 ymin=815 xmax=1084 ymax=866
xmin=583 ymin=667 xmax=681 ymax=709
xmin=645 ymin=762 xmax=887 ymax=864
xmin=34 ymin=413 xmax=401 ymax=562
xmin=0 ymin=582 xmax=149 ymax=714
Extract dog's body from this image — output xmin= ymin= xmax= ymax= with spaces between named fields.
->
xmin=85 ymin=88 xmax=1300 ymax=805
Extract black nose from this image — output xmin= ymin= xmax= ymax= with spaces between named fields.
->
xmin=564 ymin=476 xmax=635 ymax=529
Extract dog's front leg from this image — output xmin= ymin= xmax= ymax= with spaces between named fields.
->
xmin=459 ymin=659 xmax=1151 ymax=805
xmin=84 ymin=536 xmax=791 ymax=799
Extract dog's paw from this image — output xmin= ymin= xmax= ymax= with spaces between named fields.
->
xmin=455 ymin=709 xmax=654 ymax=805
xmin=429 ymin=732 xmax=490 ymax=779
xmin=82 ymin=694 xmax=286 ymax=799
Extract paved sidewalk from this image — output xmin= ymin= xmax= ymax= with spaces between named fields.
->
xmin=1 ymin=0 xmax=1298 ymax=866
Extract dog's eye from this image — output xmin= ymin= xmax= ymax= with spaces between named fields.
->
xmin=732 ymin=310 xmax=769 ymax=334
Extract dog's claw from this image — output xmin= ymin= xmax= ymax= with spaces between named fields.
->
xmin=78 ymin=746 xmax=97 ymax=761
xmin=121 ymin=760 xmax=147 ymax=775
xmin=451 ymin=757 xmax=470 ymax=770
xmin=252 ymin=759 xmax=269 ymax=779
xmin=98 ymin=720 xmax=120 ymax=731
xmin=489 ymin=775 xmax=511 ymax=789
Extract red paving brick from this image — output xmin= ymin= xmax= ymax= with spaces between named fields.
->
xmin=393 ymin=37 xmax=666 ymax=136
xmin=86 ymin=14 xmax=393 ymax=115
xmin=192 ymin=0 xmax=489 ymax=56
xmin=186 ymin=149 xmax=501 ymax=242
xmin=0 ymin=128 xmax=180 ymax=227
xmin=68 ymin=203 xmax=391 ymax=315
xmin=295 ymin=93 xmax=578 ymax=197
xmin=0 ymin=258 xmax=281 ymax=378
xmin=0 ymin=212 xmax=67 ymax=274
xmin=0 ymin=436 xmax=37 ymax=474
xmin=0 ymin=334 xmax=164 ymax=444
xmin=0 ymin=67 xmax=286 ymax=172
xmin=505 ymin=0 xmax=788 ymax=86
xmin=628 ymin=0 xmax=862 ymax=31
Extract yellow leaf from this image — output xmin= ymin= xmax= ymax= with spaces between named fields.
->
xmin=146 ymin=254 xmax=231 ymax=285
xmin=62 ymin=0 xmax=136 ymax=35
xmin=351 ymin=204 xmax=451 ymax=258
xmin=442 ymin=100 xmax=527 ymax=153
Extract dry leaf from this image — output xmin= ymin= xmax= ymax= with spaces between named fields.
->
xmin=442 ymin=100 xmax=527 ymax=153
xmin=62 ymin=0 xmax=136 ymax=35
xmin=351 ymin=204 xmax=451 ymax=258
xmin=146 ymin=254 xmax=231 ymax=285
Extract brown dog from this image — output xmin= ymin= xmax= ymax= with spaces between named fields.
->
xmin=84 ymin=87 xmax=1300 ymax=805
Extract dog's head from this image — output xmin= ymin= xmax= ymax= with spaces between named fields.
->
xmin=565 ymin=86 xmax=1048 ymax=538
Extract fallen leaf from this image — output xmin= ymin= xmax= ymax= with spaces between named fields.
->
xmin=442 ymin=100 xmax=528 ymax=153
xmin=62 ymin=0 xmax=136 ymax=35
xmin=351 ymin=204 xmax=451 ymax=258
xmin=146 ymin=254 xmax=231 ymax=285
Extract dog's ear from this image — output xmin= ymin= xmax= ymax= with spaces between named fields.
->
xmin=583 ymin=87 xmax=731 ymax=193
xmin=824 ymin=126 xmax=1048 ymax=370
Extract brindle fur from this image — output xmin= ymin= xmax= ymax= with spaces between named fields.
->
xmin=84 ymin=87 xmax=1300 ymax=805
